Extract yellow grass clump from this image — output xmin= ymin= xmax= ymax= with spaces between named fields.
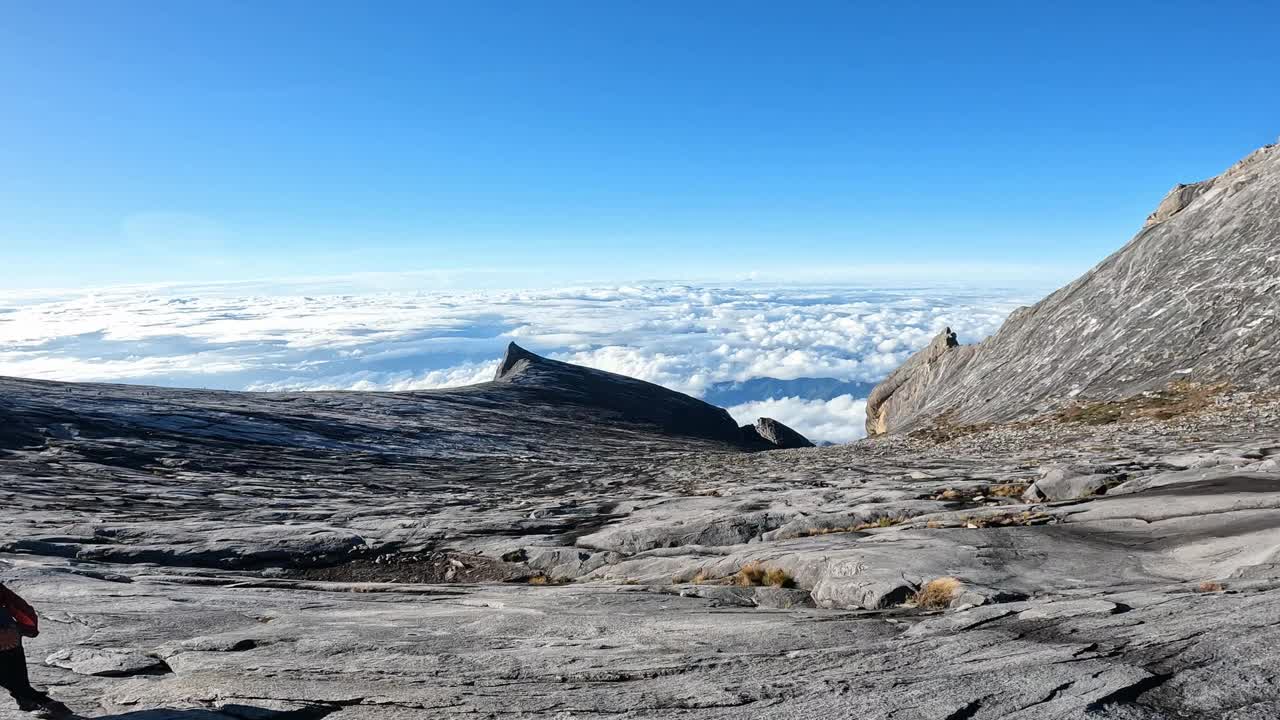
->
xmin=987 ymin=483 xmax=1030 ymax=498
xmin=914 ymin=576 xmax=963 ymax=609
xmin=734 ymin=562 xmax=795 ymax=588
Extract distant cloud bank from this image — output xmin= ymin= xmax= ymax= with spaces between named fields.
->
xmin=726 ymin=395 xmax=869 ymax=445
xmin=0 ymin=283 xmax=1041 ymax=443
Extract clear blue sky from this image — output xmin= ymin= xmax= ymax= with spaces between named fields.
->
xmin=2 ymin=1 xmax=1277 ymax=290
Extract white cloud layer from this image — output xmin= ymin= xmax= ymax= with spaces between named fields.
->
xmin=728 ymin=395 xmax=869 ymax=445
xmin=0 ymin=282 xmax=1042 ymax=443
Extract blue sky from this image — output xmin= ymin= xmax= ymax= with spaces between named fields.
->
xmin=2 ymin=1 xmax=1278 ymax=290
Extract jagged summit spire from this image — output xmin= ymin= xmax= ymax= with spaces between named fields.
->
xmin=494 ymin=342 xmax=542 ymax=382
xmin=487 ymin=341 xmax=812 ymax=450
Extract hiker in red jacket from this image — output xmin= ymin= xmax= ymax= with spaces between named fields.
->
xmin=0 ymin=582 xmax=72 ymax=718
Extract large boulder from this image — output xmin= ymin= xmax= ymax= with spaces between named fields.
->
xmin=1023 ymin=464 xmax=1113 ymax=502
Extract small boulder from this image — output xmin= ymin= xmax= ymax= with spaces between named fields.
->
xmin=1023 ymin=464 xmax=1112 ymax=502
xmin=752 ymin=587 xmax=815 ymax=609
xmin=46 ymin=647 xmax=168 ymax=677
xmin=1017 ymin=599 xmax=1120 ymax=620
xmin=1160 ymin=451 xmax=1249 ymax=470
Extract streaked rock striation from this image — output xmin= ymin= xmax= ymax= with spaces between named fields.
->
xmin=867 ymin=143 xmax=1280 ymax=436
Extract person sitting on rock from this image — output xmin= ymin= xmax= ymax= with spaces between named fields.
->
xmin=0 ymin=581 xmax=73 ymax=718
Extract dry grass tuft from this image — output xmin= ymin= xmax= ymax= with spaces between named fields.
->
xmin=987 ymin=483 xmax=1030 ymax=498
xmin=1197 ymin=581 xmax=1227 ymax=593
xmin=852 ymin=515 xmax=906 ymax=531
xmin=800 ymin=515 xmax=909 ymax=537
xmin=1057 ymin=381 xmax=1230 ymax=426
xmin=735 ymin=562 xmax=766 ymax=586
xmin=979 ymin=510 xmax=1053 ymax=528
xmin=527 ymin=574 xmax=570 ymax=586
xmin=764 ymin=567 xmax=796 ymax=589
xmin=914 ymin=577 xmax=963 ymax=609
xmin=801 ymin=525 xmax=858 ymax=537
xmin=734 ymin=562 xmax=795 ymax=588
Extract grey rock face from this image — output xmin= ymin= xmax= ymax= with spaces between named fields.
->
xmin=492 ymin=341 xmax=747 ymax=446
xmin=751 ymin=417 xmax=815 ymax=449
xmin=867 ymin=143 xmax=1280 ymax=435
xmin=1023 ymin=464 xmax=1114 ymax=502
xmin=45 ymin=647 xmax=168 ymax=677
xmin=866 ymin=327 xmax=964 ymax=435
xmin=1 ymin=376 xmax=1279 ymax=717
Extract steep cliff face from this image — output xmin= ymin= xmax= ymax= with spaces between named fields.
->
xmin=864 ymin=327 xmax=971 ymax=436
xmin=867 ymin=143 xmax=1280 ymax=435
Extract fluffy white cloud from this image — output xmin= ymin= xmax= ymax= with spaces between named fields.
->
xmin=0 ymin=281 xmax=1043 ymax=443
xmin=728 ymin=395 xmax=869 ymax=445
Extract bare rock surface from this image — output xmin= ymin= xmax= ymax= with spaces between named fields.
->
xmin=4 ymin=145 xmax=1280 ymax=717
xmin=45 ymin=648 xmax=168 ymax=678
xmin=867 ymin=143 xmax=1280 ymax=435
xmin=1023 ymin=464 xmax=1115 ymax=501
xmin=2 ymin=357 xmax=1280 ymax=717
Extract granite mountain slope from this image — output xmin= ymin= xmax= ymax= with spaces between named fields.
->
xmin=867 ymin=142 xmax=1280 ymax=435
xmin=3 ymin=146 xmax=1280 ymax=719
xmin=3 ymin=368 xmax=1279 ymax=718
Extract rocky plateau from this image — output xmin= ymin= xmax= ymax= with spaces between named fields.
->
xmin=3 ymin=144 xmax=1280 ymax=719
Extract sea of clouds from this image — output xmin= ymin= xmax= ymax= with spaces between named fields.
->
xmin=0 ymin=283 xmax=1043 ymax=443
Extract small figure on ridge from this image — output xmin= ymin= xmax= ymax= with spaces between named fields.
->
xmin=1 ymin=581 xmax=74 ymax=718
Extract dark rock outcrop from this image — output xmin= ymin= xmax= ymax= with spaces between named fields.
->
xmin=492 ymin=342 xmax=745 ymax=446
xmin=703 ymin=377 xmax=876 ymax=406
xmin=867 ymin=143 xmax=1280 ymax=435
xmin=751 ymin=417 xmax=815 ymax=449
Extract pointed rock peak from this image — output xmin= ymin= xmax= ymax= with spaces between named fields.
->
xmin=753 ymin=417 xmax=815 ymax=449
xmin=1143 ymin=143 xmax=1278 ymax=228
xmin=922 ymin=327 xmax=959 ymax=361
xmin=488 ymin=340 xmax=746 ymax=446
xmin=864 ymin=327 xmax=966 ymax=437
xmin=1144 ymin=180 xmax=1215 ymax=228
xmin=494 ymin=342 xmax=544 ymax=381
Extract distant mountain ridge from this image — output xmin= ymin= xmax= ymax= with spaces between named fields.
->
xmin=493 ymin=342 xmax=746 ymax=446
xmin=868 ymin=142 xmax=1280 ymax=435
xmin=703 ymin=377 xmax=876 ymax=407
xmin=1 ymin=343 xmax=814 ymax=465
